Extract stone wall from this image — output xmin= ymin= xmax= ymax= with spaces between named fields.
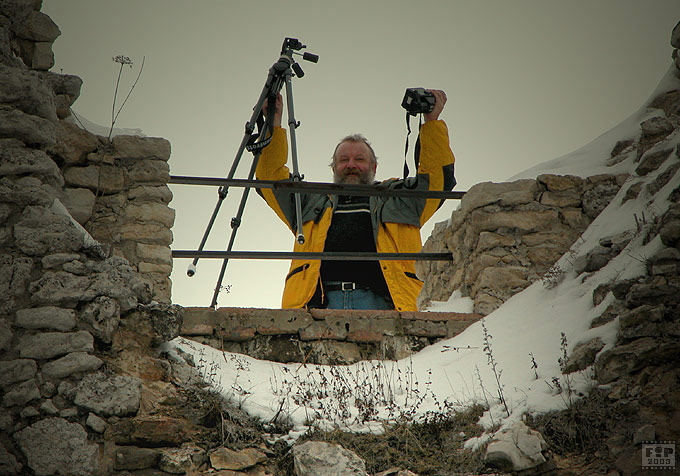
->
xmin=0 ymin=3 xmax=180 ymax=475
xmin=181 ymin=307 xmax=482 ymax=365
xmin=417 ymin=173 xmax=627 ymax=314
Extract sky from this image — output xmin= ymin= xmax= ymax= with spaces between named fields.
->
xmin=164 ymin=68 xmax=680 ymax=443
xmin=43 ymin=0 xmax=679 ymax=308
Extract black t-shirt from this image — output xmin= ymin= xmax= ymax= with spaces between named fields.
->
xmin=320 ymin=195 xmax=390 ymax=296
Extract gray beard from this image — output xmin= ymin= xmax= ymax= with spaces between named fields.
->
xmin=333 ymin=169 xmax=375 ymax=185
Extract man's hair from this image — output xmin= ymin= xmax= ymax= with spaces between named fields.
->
xmin=329 ymin=134 xmax=378 ymax=168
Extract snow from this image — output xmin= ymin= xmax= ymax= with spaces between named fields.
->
xmin=162 ymin=65 xmax=680 ymax=444
xmin=66 ymin=110 xmax=145 ymax=138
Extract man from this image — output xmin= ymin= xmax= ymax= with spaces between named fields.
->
xmin=256 ymin=90 xmax=455 ymax=311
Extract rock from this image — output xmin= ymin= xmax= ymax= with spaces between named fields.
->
xmin=0 ymin=441 xmax=22 ymax=475
xmin=0 ymin=63 xmax=57 ymax=120
xmin=3 ymin=378 xmax=40 ymax=406
xmin=79 ymin=296 xmax=121 ymax=343
xmin=39 ymin=399 xmax=59 ymax=415
xmin=28 ymin=270 xmax=90 ymax=307
xmin=125 ymin=158 xmax=170 ymax=184
xmin=581 ymin=179 xmax=621 ymax=219
xmin=580 ymin=245 xmax=616 ymax=273
xmin=62 ymin=187 xmax=96 ymax=224
xmin=63 ymin=164 xmax=124 ymax=194
xmin=0 ymin=146 xmax=62 ymax=186
xmin=633 ymin=424 xmax=655 ymax=445
xmin=563 ymin=337 xmax=605 ymax=373
xmin=461 ymin=179 xmax=538 ymax=212
xmin=131 ymin=302 xmax=184 ymax=345
xmin=73 ymin=372 xmax=142 ymax=417
xmin=14 ymin=417 xmax=99 ymax=476
xmin=293 ymin=441 xmax=369 ymax=476
xmin=41 ymin=351 xmax=104 ymax=379
xmin=124 ymin=202 xmax=176 ymax=228
xmin=14 ymin=205 xmax=83 ymax=256
xmin=0 ymin=176 xmax=55 ymax=209
xmin=112 ymin=135 xmax=171 ymax=161
xmin=19 ymin=330 xmax=93 ymax=360
xmin=635 ymin=148 xmax=674 ymax=176
xmin=86 ymin=256 xmax=153 ymax=311
xmin=86 ymin=413 xmax=106 ymax=433
xmin=595 ymin=338 xmax=680 ymax=384
xmin=113 ymin=446 xmax=159 ymax=471
xmin=14 ymin=11 xmax=61 ymax=42
xmin=15 ymin=306 xmax=76 ymax=331
xmin=0 ymin=359 xmax=37 ymax=387
xmin=136 ymin=242 xmax=172 ymax=265
xmin=0 ymin=255 xmax=33 ymax=314
xmin=537 ymin=174 xmax=584 ymax=192
xmin=51 ymin=120 xmax=97 ymax=164
xmin=485 ymin=421 xmax=549 ymax=473
xmin=0 ymin=0 xmax=34 ymax=20
xmin=159 ymin=447 xmax=201 ymax=474
xmin=209 ymin=447 xmax=267 ymax=471
xmin=107 ymin=416 xmax=189 ymax=447
xmin=0 ymin=318 xmax=12 ymax=353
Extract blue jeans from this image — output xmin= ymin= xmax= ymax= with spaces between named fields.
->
xmin=324 ymin=287 xmax=394 ymax=310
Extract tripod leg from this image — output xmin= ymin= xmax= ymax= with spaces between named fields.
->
xmin=187 ymin=73 xmax=282 ymax=278
xmin=283 ymin=72 xmax=305 ymax=244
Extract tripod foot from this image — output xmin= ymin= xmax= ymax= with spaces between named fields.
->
xmin=297 ymin=234 xmax=305 ymax=245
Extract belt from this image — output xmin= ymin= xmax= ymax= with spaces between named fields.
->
xmin=323 ymin=281 xmax=370 ymax=292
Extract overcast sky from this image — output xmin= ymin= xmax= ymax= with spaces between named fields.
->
xmin=43 ymin=1 xmax=679 ymax=308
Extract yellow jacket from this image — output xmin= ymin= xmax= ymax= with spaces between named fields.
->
xmin=256 ymin=120 xmax=455 ymax=311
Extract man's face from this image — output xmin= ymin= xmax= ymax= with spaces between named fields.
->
xmin=332 ymin=141 xmax=377 ymax=184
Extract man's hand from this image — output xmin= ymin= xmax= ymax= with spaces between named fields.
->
xmin=424 ymin=89 xmax=447 ymax=122
xmin=262 ymin=93 xmax=283 ymax=128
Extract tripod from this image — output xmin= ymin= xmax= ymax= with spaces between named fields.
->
xmin=186 ymin=38 xmax=318 ymax=308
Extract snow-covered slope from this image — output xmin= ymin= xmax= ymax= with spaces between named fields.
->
xmin=166 ymin=64 xmax=680 ymax=440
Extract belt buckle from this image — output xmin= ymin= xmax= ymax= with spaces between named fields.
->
xmin=341 ymin=282 xmax=356 ymax=291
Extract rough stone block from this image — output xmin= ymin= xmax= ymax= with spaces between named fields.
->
xmin=477 ymin=266 xmax=529 ymax=290
xmin=107 ymin=416 xmax=189 ymax=446
xmin=113 ymin=135 xmax=171 ymax=161
xmin=539 ymin=190 xmax=581 ymax=208
xmin=0 ymin=63 xmax=57 ymax=120
xmin=73 ymin=372 xmax=142 ymax=417
xmin=0 ymin=359 xmax=37 ymax=387
xmin=14 ymin=11 xmax=61 ymax=42
xmin=471 ymin=209 xmax=560 ymax=234
xmin=62 ymin=187 xmax=95 ymax=224
xmin=3 ymin=378 xmax=40 ymax=406
xmin=124 ymin=202 xmax=175 ymax=227
xmin=19 ymin=330 xmax=93 ymax=360
xmin=15 ymin=306 xmax=76 ymax=331
xmin=0 ymin=146 xmax=62 ymax=185
xmin=64 ymin=164 xmax=124 ymax=193
xmin=125 ymin=159 xmax=170 ymax=184
xmin=14 ymin=417 xmax=98 ymax=476
xmin=113 ymin=446 xmax=160 ymax=471
xmin=41 ymin=351 xmax=103 ymax=379
xmin=461 ymin=179 xmax=538 ymax=213
xmin=537 ymin=174 xmax=584 ymax=192
xmin=136 ymin=242 xmax=172 ymax=266
xmin=299 ymin=321 xmax=347 ymax=341
xmin=0 ymin=105 xmax=57 ymax=146
xmin=404 ymin=320 xmax=447 ymax=338
xmin=128 ymin=184 xmax=173 ymax=203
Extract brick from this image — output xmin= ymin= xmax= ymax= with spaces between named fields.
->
xmin=405 ymin=320 xmax=447 ymax=338
xmin=347 ymin=330 xmax=384 ymax=343
xmin=299 ymin=321 xmax=347 ymax=341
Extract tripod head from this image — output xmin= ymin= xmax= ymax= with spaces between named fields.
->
xmin=278 ymin=37 xmax=318 ymax=78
